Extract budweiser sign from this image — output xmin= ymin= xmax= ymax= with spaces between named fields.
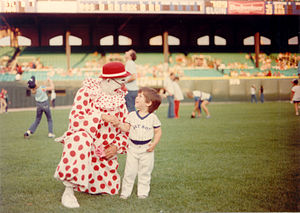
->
xmin=228 ymin=1 xmax=265 ymax=14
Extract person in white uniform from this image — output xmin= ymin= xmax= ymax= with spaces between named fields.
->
xmin=106 ymin=87 xmax=162 ymax=199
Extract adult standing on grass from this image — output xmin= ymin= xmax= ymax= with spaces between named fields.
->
xmin=173 ymin=76 xmax=184 ymax=118
xmin=290 ymin=79 xmax=300 ymax=116
xmin=54 ymin=62 xmax=130 ymax=208
xmin=0 ymin=88 xmax=7 ymax=114
xmin=24 ymin=76 xmax=55 ymax=138
xmin=164 ymin=72 xmax=176 ymax=118
xmin=124 ymin=49 xmax=139 ymax=112
xmin=260 ymin=85 xmax=264 ymax=103
xmin=250 ymin=84 xmax=257 ymax=103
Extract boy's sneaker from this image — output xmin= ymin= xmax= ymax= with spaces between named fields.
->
xmin=191 ymin=115 xmax=195 ymax=118
xmin=24 ymin=130 xmax=31 ymax=139
xmin=138 ymin=195 xmax=148 ymax=199
xmin=48 ymin=133 xmax=55 ymax=138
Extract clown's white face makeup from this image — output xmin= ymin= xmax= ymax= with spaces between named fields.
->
xmin=101 ymin=78 xmax=127 ymax=94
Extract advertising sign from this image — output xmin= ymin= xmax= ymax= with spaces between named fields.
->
xmin=228 ymin=1 xmax=265 ymax=15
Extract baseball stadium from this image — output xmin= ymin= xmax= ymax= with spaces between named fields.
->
xmin=0 ymin=0 xmax=299 ymax=212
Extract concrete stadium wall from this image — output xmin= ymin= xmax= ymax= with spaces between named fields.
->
xmin=0 ymin=78 xmax=294 ymax=108
xmin=178 ymin=78 xmax=293 ymax=102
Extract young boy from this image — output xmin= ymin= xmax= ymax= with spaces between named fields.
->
xmin=291 ymin=79 xmax=300 ymax=116
xmin=105 ymin=87 xmax=162 ymax=199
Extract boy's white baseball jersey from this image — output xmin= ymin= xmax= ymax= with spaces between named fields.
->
xmin=127 ymin=111 xmax=161 ymax=142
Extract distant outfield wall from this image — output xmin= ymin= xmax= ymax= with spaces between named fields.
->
xmin=0 ymin=77 xmax=296 ymax=108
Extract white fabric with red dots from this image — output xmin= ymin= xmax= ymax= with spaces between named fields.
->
xmin=54 ymin=78 xmax=129 ymax=195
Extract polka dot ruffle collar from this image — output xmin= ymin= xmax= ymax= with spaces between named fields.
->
xmin=83 ymin=78 xmax=126 ymax=111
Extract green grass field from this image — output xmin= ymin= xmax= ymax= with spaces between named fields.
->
xmin=0 ymin=102 xmax=299 ymax=212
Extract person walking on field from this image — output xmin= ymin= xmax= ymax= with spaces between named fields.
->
xmin=24 ymin=77 xmax=55 ymax=138
xmin=250 ymin=84 xmax=257 ymax=103
xmin=124 ymin=49 xmax=139 ymax=112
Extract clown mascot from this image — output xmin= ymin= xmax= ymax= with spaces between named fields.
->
xmin=54 ymin=62 xmax=131 ymax=208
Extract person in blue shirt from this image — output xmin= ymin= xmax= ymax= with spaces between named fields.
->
xmin=24 ymin=76 xmax=55 ymax=139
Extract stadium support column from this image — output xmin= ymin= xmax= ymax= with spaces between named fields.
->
xmin=254 ymin=32 xmax=260 ymax=68
xmin=163 ymin=31 xmax=169 ymax=72
xmin=66 ymin=31 xmax=71 ymax=72
xmin=10 ymin=28 xmax=19 ymax=47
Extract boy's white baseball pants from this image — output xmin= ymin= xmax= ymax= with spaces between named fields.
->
xmin=121 ymin=142 xmax=154 ymax=197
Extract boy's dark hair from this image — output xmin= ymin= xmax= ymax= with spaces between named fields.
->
xmin=130 ymin=49 xmax=137 ymax=61
xmin=138 ymin=87 xmax=161 ymax=113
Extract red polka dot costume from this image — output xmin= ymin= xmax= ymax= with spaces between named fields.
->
xmin=54 ymin=78 xmax=129 ymax=195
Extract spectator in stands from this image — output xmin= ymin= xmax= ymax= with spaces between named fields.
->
xmin=15 ymin=64 xmax=23 ymax=81
xmin=291 ymin=79 xmax=300 ymax=116
xmin=0 ymin=88 xmax=7 ymax=114
xmin=24 ymin=77 xmax=55 ymax=139
xmin=164 ymin=72 xmax=176 ymax=118
xmin=260 ymin=85 xmax=264 ymax=103
xmin=124 ymin=49 xmax=139 ymax=112
xmin=54 ymin=62 xmax=130 ymax=208
xmin=173 ymin=76 xmax=184 ymax=118
xmin=250 ymin=85 xmax=257 ymax=103
xmin=266 ymin=70 xmax=272 ymax=77
xmin=187 ymin=90 xmax=211 ymax=118
xmin=16 ymin=64 xmax=23 ymax=75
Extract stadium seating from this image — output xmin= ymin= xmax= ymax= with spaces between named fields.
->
xmin=0 ymin=47 xmax=298 ymax=81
